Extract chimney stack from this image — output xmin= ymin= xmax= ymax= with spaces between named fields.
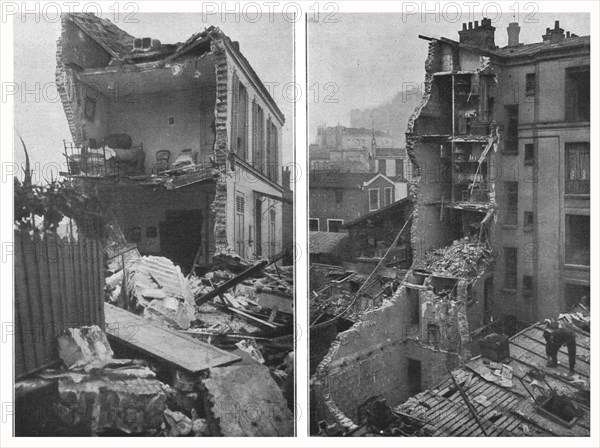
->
xmin=542 ymin=20 xmax=565 ymax=43
xmin=458 ymin=17 xmax=496 ymax=50
xmin=507 ymin=22 xmax=520 ymax=47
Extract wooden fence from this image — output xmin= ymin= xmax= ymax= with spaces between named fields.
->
xmin=14 ymin=230 xmax=105 ymax=379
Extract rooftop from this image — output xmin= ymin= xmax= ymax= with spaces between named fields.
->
xmin=395 ymin=308 xmax=590 ymax=436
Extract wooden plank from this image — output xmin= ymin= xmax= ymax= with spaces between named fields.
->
xmin=14 ymin=232 xmax=35 ymax=376
xmin=45 ymin=234 xmax=64 ymax=341
xmin=32 ymin=234 xmax=54 ymax=365
xmin=62 ymin=239 xmax=77 ymax=326
xmin=71 ymin=239 xmax=83 ymax=324
xmin=104 ymin=303 xmax=240 ymax=373
xmin=84 ymin=239 xmax=95 ymax=325
xmin=95 ymin=240 xmax=106 ymax=328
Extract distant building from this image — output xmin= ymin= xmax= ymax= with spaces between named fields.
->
xmin=309 ymin=171 xmax=402 ymax=233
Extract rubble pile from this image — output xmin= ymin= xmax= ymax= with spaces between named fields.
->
xmin=415 ymin=236 xmax=493 ymax=278
xmin=101 ymin=251 xmax=295 ymax=436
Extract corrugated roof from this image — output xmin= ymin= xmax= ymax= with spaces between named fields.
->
xmin=395 ymin=310 xmax=590 ymax=437
xmin=309 ymin=231 xmax=348 ymax=255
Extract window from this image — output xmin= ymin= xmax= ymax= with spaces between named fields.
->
xmin=327 ymin=219 xmax=343 ymax=233
xmin=378 ymin=159 xmax=387 ymax=175
xmin=504 ymin=247 xmax=518 ymax=289
xmin=523 ymin=211 xmax=533 ymax=232
xmin=128 ymin=226 xmax=142 ymax=243
xmin=266 ymin=120 xmax=279 ymax=182
xmin=525 ymin=73 xmax=535 ymax=96
xmin=252 ymin=101 xmax=265 ymax=172
xmin=504 ymin=182 xmax=518 ymax=226
xmin=237 ymin=83 xmax=248 ymax=159
xmin=565 ymin=214 xmax=590 ymax=266
xmin=369 ymin=189 xmax=380 ymax=211
xmin=427 ymin=323 xmax=441 ymax=345
xmin=395 ymin=159 xmax=404 ymax=179
xmin=523 ymin=275 xmax=533 ymax=297
xmin=407 ymin=288 xmax=420 ymax=326
xmin=504 ymin=105 xmax=519 ymax=153
xmin=146 ymin=226 xmax=157 ymax=238
xmin=269 ymin=209 xmax=276 ymax=257
xmin=565 ymin=143 xmax=590 ymax=195
xmin=565 ymin=66 xmax=590 ymax=122
xmin=84 ymin=97 xmax=96 ymax=121
xmin=235 ymin=194 xmax=245 ymax=257
xmin=524 ymin=144 xmax=534 ymax=165
xmin=384 ymin=187 xmax=392 ymax=206
xmin=168 ymin=116 xmax=175 ymax=126
xmin=309 ymin=218 xmax=319 ymax=231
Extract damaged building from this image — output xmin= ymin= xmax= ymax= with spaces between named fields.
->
xmin=311 ymin=18 xmax=590 ymax=435
xmin=57 ymin=13 xmax=287 ymax=271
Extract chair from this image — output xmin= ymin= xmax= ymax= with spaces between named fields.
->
xmin=152 ymin=150 xmax=171 ymax=173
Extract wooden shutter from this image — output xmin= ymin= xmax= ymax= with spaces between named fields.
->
xmin=231 ymin=72 xmax=239 ymax=155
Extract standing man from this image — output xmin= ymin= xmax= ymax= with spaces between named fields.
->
xmin=543 ymin=324 xmax=577 ymax=374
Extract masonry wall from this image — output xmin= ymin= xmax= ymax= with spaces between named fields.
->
xmin=309 ymin=187 xmax=363 ymax=232
xmin=101 ymin=182 xmax=215 ymax=261
xmin=313 ymin=284 xmax=464 ymax=427
xmin=104 ymin=86 xmax=216 ymax=173
xmin=493 ymin=53 xmax=590 ymax=322
xmin=225 ymin=165 xmax=283 ymax=259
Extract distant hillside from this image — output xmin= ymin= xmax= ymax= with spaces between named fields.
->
xmin=350 ymin=89 xmax=422 ymax=145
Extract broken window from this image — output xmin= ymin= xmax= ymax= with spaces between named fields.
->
xmin=524 ymin=143 xmax=534 ymax=165
xmin=504 ymin=182 xmax=518 ymax=226
xmin=565 ymin=66 xmax=590 ymax=122
xmin=565 ymin=214 xmax=590 ymax=266
xmin=327 ymin=219 xmax=343 ymax=233
xmin=523 ymin=275 xmax=533 ymax=297
xmin=523 ymin=211 xmax=533 ymax=232
xmin=565 ymin=142 xmax=589 ymax=195
xmin=378 ymin=159 xmax=387 ymax=175
xmin=504 ymin=247 xmax=518 ymax=289
xmin=504 ymin=105 xmax=518 ymax=154
xmin=384 ymin=187 xmax=392 ymax=206
xmin=427 ymin=323 xmax=440 ymax=345
xmin=369 ymin=189 xmax=380 ymax=211
xmin=309 ymin=218 xmax=319 ymax=231
xmin=538 ymin=394 xmax=584 ymax=428
xmin=525 ymin=73 xmax=535 ymax=96
xmin=395 ymin=159 xmax=404 ymax=179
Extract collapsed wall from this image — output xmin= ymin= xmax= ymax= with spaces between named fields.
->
xmin=311 ymin=283 xmax=468 ymax=429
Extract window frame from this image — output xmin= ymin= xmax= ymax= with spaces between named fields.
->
xmin=503 ymin=247 xmax=518 ymax=290
xmin=309 ymin=218 xmax=320 ymax=232
xmin=327 ymin=219 xmax=344 ymax=233
xmin=369 ymin=188 xmax=380 ymax=211
xmin=384 ymin=187 xmax=393 ymax=206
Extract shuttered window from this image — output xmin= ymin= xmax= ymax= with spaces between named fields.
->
xmin=253 ymin=101 xmax=264 ymax=173
xmin=231 ymin=73 xmax=239 ymax=155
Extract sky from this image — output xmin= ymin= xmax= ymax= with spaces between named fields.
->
xmin=308 ymin=12 xmax=590 ymax=143
xmin=12 ymin=12 xmax=294 ymax=182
